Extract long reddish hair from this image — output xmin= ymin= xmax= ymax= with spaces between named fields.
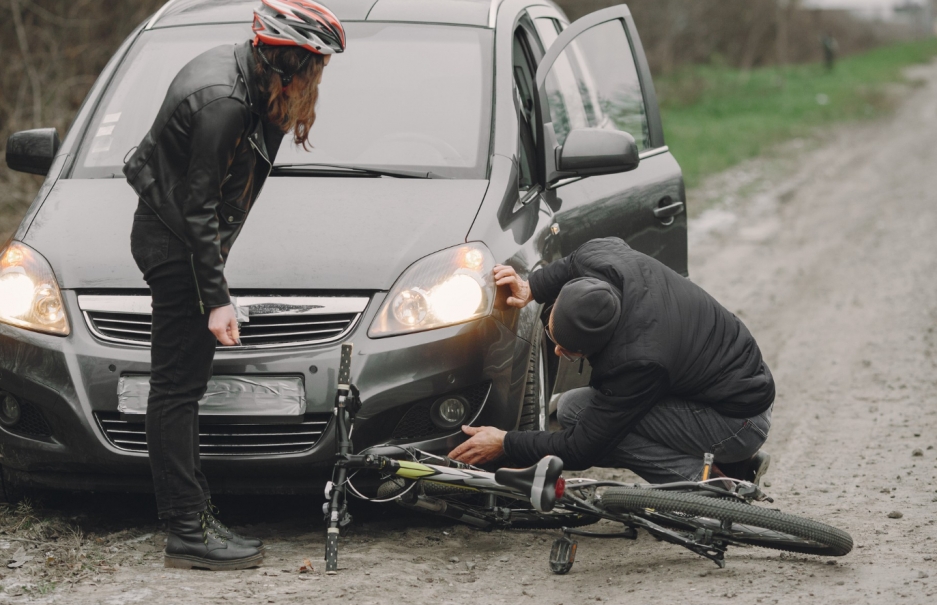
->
xmin=253 ymin=44 xmax=326 ymax=149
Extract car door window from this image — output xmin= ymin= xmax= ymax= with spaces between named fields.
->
xmin=540 ymin=19 xmax=650 ymax=151
xmin=513 ymin=29 xmax=539 ymax=189
xmin=534 ymin=17 xmax=560 ymax=49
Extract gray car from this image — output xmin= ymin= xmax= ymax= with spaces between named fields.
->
xmin=0 ymin=0 xmax=686 ymax=499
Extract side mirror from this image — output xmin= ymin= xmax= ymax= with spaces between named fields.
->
xmin=6 ymin=128 xmax=61 ymax=176
xmin=553 ymin=128 xmax=639 ymax=184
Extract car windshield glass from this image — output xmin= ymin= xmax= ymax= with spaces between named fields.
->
xmin=71 ymin=23 xmax=494 ymax=180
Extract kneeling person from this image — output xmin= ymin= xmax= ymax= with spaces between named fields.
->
xmin=449 ymin=237 xmax=774 ymax=484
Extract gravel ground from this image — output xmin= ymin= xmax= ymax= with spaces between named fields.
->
xmin=3 ymin=62 xmax=937 ymax=605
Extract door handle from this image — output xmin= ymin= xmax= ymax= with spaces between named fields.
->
xmin=653 ymin=201 xmax=685 ymax=220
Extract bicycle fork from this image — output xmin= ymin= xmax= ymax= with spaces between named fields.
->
xmin=324 ymin=344 xmax=356 ymax=573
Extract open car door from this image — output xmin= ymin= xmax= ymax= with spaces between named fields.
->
xmin=533 ymin=5 xmax=661 ymax=188
xmin=535 ymin=5 xmax=688 ymax=398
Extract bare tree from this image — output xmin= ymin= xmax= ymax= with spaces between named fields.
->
xmin=555 ymin=0 xmax=922 ymax=75
xmin=0 ymin=0 xmax=165 ymax=242
xmin=0 ymin=0 xmax=925 ymax=242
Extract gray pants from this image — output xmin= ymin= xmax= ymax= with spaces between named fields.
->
xmin=557 ymin=388 xmax=772 ymax=484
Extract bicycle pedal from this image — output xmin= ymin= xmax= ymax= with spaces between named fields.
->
xmin=549 ymin=536 xmax=577 ymax=575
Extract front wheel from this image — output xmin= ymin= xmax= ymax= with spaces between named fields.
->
xmin=0 ymin=466 xmax=25 ymax=506
xmin=601 ymin=487 xmax=853 ymax=557
xmin=518 ymin=327 xmax=549 ymax=431
xmin=378 ymin=479 xmax=599 ymax=530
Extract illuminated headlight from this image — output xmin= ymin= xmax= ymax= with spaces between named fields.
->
xmin=0 ymin=242 xmax=69 ymax=336
xmin=369 ymin=243 xmax=495 ymax=337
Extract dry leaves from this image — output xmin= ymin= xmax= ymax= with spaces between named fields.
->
xmin=7 ymin=546 xmax=33 ymax=569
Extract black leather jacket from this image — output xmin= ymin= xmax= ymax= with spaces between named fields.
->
xmin=124 ymin=42 xmax=284 ymax=310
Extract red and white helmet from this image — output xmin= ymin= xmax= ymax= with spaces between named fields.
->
xmin=252 ymin=0 xmax=346 ymax=55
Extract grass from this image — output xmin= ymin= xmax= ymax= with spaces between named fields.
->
xmin=658 ymin=38 xmax=937 ymax=187
xmin=0 ymin=501 xmax=101 ymax=596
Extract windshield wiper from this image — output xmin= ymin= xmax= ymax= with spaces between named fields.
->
xmin=271 ymin=163 xmax=441 ymax=179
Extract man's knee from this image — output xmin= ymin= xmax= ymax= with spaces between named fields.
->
xmin=556 ymin=388 xmax=592 ymax=429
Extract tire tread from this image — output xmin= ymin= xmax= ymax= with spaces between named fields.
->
xmin=518 ymin=330 xmax=546 ymax=432
xmin=602 ymin=487 xmax=853 ymax=556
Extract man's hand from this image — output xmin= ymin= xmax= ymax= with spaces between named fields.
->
xmin=448 ymin=426 xmax=507 ymax=465
xmin=209 ymin=304 xmax=240 ymax=346
xmin=493 ymin=265 xmax=533 ymax=308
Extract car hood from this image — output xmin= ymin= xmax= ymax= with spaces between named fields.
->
xmin=23 ymin=177 xmax=489 ymax=291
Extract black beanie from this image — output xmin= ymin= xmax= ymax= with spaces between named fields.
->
xmin=549 ymin=278 xmax=621 ymax=356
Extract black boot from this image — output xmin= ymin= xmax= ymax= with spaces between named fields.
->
xmin=205 ymin=501 xmax=264 ymax=551
xmin=164 ymin=511 xmax=264 ymax=571
xmin=718 ymin=451 xmax=771 ymax=486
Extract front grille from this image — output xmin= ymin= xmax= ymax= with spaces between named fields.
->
xmin=95 ymin=412 xmax=331 ymax=456
xmin=392 ymin=383 xmax=491 ymax=440
xmin=78 ymin=295 xmax=369 ymax=349
xmin=85 ymin=311 xmax=359 ymax=347
xmin=5 ymin=399 xmax=53 ymax=439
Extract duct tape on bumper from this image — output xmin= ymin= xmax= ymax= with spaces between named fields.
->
xmin=117 ymin=375 xmax=306 ymax=421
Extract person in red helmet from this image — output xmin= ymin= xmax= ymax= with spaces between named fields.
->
xmin=123 ymin=0 xmax=345 ymax=571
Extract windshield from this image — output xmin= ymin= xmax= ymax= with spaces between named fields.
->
xmin=72 ymin=23 xmax=494 ymax=180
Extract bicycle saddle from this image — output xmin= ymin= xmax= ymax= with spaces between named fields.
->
xmin=495 ymin=456 xmax=565 ymax=512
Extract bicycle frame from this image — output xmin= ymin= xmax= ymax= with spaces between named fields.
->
xmin=339 ymin=454 xmax=529 ymax=498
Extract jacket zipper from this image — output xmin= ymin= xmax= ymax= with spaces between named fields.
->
xmin=249 ymin=136 xmax=273 ymax=199
xmin=190 ymin=254 xmax=205 ymax=315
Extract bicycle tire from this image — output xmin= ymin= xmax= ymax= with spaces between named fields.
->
xmin=419 ymin=482 xmax=598 ymax=528
xmin=601 ymin=487 xmax=853 ymax=557
xmin=377 ymin=480 xmax=599 ymax=530
xmin=507 ymin=509 xmax=600 ymax=530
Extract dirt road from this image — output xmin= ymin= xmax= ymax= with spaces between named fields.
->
xmin=3 ymin=62 xmax=937 ymax=604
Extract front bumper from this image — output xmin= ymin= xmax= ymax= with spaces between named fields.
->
xmin=0 ymin=291 xmax=532 ymax=494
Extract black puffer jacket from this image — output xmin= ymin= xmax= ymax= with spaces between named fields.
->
xmin=503 ymin=238 xmax=775 ymax=470
xmin=124 ymin=42 xmax=284 ymax=310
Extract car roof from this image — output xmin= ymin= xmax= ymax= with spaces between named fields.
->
xmin=148 ymin=0 xmax=498 ymax=30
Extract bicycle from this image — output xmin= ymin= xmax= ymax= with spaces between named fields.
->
xmin=323 ymin=344 xmax=853 ymax=574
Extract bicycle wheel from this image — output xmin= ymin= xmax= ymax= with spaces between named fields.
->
xmin=378 ymin=479 xmax=600 ymax=530
xmin=601 ymin=487 xmax=853 ymax=557
xmin=507 ymin=508 xmax=599 ymax=530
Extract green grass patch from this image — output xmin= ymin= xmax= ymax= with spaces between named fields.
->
xmin=658 ymin=38 xmax=937 ymax=187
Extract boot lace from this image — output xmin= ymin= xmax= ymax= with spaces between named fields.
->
xmin=206 ymin=501 xmax=237 ymax=537
xmin=198 ymin=510 xmax=227 ymax=546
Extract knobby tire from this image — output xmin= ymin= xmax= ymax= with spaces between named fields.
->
xmin=601 ymin=487 xmax=853 ymax=556
xmin=379 ymin=480 xmax=599 ymax=530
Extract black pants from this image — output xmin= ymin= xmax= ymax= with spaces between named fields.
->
xmin=130 ymin=208 xmax=216 ymax=519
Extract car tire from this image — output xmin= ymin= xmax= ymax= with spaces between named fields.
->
xmin=0 ymin=465 xmax=24 ymax=505
xmin=518 ymin=328 xmax=550 ymax=432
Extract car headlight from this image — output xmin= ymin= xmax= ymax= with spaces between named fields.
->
xmin=369 ymin=243 xmax=495 ymax=337
xmin=0 ymin=242 xmax=69 ymax=336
